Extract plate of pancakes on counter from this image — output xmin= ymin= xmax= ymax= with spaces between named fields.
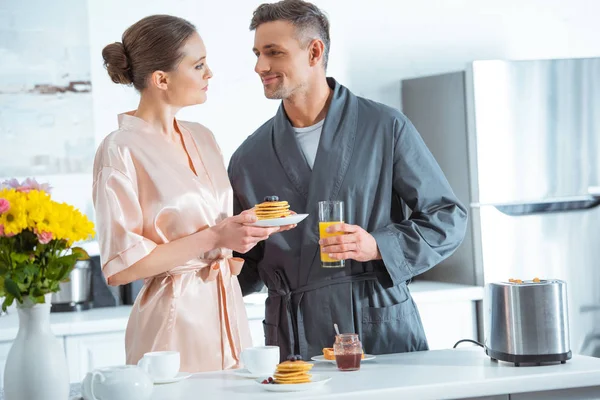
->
xmin=255 ymin=355 xmax=331 ymax=392
xmin=250 ymin=196 xmax=308 ymax=227
xmin=311 ymin=347 xmax=376 ymax=363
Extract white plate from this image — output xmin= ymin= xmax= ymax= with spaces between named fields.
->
xmin=255 ymin=374 xmax=331 ymax=392
xmin=310 ymin=354 xmax=376 ymax=363
xmin=249 ymin=213 xmax=309 ymax=227
xmin=153 ymin=372 xmax=192 ymax=384
xmin=232 ymin=368 xmax=272 ymax=379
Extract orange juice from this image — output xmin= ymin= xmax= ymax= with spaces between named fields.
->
xmin=319 ymin=221 xmax=343 ymax=262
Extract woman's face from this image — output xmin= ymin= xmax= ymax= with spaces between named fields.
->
xmin=164 ymin=32 xmax=213 ymax=107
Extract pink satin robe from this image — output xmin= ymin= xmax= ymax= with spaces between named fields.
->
xmin=92 ymin=112 xmax=252 ymax=372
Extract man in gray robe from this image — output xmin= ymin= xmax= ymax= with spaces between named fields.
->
xmin=228 ymin=0 xmax=468 ymax=360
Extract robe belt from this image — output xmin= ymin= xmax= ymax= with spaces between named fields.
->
xmin=156 ymin=256 xmax=244 ymax=298
xmin=155 ymin=255 xmax=245 ymax=364
xmin=267 ymin=271 xmax=377 ymax=356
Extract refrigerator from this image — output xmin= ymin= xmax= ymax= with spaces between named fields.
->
xmin=401 ymin=57 xmax=600 ymax=357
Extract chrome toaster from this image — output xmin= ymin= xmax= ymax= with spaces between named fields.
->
xmin=484 ymin=279 xmax=571 ymax=366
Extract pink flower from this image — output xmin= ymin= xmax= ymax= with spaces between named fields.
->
xmin=0 ymin=198 xmax=9 ymax=214
xmin=36 ymin=230 xmax=53 ymax=244
xmin=1 ymin=178 xmax=52 ymax=194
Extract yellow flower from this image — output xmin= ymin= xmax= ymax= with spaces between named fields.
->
xmin=0 ymin=186 xmax=94 ymax=243
xmin=0 ymin=180 xmax=96 ymax=311
xmin=0 ymin=189 xmax=27 ymax=235
xmin=25 ymin=190 xmax=51 ymax=227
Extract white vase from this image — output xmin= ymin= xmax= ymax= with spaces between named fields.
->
xmin=3 ymin=294 xmax=69 ymax=400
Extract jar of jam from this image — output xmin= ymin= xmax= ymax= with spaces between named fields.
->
xmin=333 ymin=333 xmax=362 ymax=371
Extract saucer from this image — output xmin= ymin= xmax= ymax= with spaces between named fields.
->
xmin=153 ymin=372 xmax=192 ymax=384
xmin=232 ymin=368 xmax=272 ymax=379
xmin=311 ymin=354 xmax=376 ymax=363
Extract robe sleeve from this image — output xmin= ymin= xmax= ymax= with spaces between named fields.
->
xmin=228 ymin=159 xmax=265 ymax=295
xmin=92 ymin=166 xmax=157 ymax=279
xmin=370 ymin=115 xmax=468 ymax=285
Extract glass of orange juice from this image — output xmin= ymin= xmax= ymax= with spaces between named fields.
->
xmin=318 ymin=200 xmax=345 ymax=268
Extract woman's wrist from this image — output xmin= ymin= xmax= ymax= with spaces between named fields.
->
xmin=198 ymin=225 xmax=221 ymax=251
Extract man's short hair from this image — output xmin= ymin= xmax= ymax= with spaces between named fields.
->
xmin=250 ymin=0 xmax=331 ymax=70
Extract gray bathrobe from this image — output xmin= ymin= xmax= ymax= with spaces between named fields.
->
xmin=228 ymin=78 xmax=467 ymax=360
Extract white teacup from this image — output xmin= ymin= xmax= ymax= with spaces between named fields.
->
xmin=241 ymin=346 xmax=280 ymax=375
xmin=137 ymin=351 xmax=180 ymax=381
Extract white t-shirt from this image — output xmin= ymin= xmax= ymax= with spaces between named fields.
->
xmin=293 ymin=119 xmax=324 ymax=169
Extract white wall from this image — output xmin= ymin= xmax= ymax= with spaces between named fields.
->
xmin=0 ymin=0 xmax=89 ymax=89
xmin=88 ymin=0 xmax=600 ymax=163
xmin=0 ymin=0 xmax=95 ymax=225
xmin=336 ymin=0 xmax=600 ymax=109
xmin=89 ymin=0 xmax=600 ymax=162
xmin=87 ymin=0 xmax=348 ymax=162
xmin=0 ymin=0 xmax=94 ymax=179
xmin=3 ymin=0 xmax=599 ymax=235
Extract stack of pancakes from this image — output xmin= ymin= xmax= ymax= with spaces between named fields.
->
xmin=254 ymin=200 xmax=291 ymax=220
xmin=273 ymin=360 xmax=314 ymax=384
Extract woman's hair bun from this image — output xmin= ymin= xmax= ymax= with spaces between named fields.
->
xmin=102 ymin=42 xmax=132 ymax=85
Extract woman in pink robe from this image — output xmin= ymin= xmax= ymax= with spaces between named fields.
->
xmin=92 ymin=15 xmax=286 ymax=372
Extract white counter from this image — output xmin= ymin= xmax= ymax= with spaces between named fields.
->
xmin=0 ymin=283 xmax=489 ymax=396
xmin=0 ymin=306 xmax=132 ymax=342
xmin=0 ymin=304 xmax=267 ymax=342
xmin=242 ymin=280 xmax=484 ymax=350
xmin=242 ymin=280 xmax=484 ymax=305
xmin=0 ymin=280 xmax=483 ymax=342
xmin=408 ymin=280 xmax=484 ymax=303
xmin=145 ymin=348 xmax=600 ymax=400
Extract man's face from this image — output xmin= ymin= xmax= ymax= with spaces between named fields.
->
xmin=253 ymin=21 xmax=312 ymax=99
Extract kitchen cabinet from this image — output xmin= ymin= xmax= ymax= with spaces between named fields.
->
xmin=243 ymin=300 xmax=479 ymax=350
xmin=0 ymin=306 xmax=131 ymax=385
xmin=418 ymin=300 xmax=478 ymax=350
xmin=1 ymin=319 xmax=265 ymax=386
xmin=61 ymin=324 xmax=266 ymax=383
xmin=510 ymin=387 xmax=600 ymax=399
xmin=64 ymin=332 xmax=126 ymax=383
xmin=242 ymin=281 xmax=484 ymax=351
xmin=0 ymin=281 xmax=483 ymax=390
xmin=248 ymin=318 xmax=265 ymax=347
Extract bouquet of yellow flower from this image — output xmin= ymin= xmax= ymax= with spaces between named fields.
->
xmin=0 ymin=178 xmax=95 ymax=311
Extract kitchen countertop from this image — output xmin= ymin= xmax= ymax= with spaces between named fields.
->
xmin=0 ymin=281 xmax=483 ymax=342
xmin=4 ymin=347 xmax=599 ymax=400
xmin=241 ymin=279 xmax=484 ymax=306
xmin=0 ymin=304 xmax=266 ymax=342
xmin=150 ymin=348 xmax=600 ymax=399
xmin=0 ymin=305 xmax=133 ymax=342
xmin=407 ymin=280 xmax=484 ymax=303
